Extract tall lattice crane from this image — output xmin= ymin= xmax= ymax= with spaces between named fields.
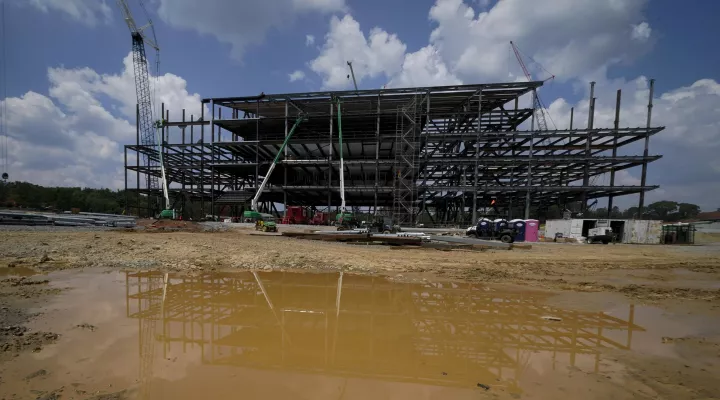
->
xmin=117 ymin=0 xmax=164 ymax=212
xmin=510 ymin=41 xmax=555 ymax=131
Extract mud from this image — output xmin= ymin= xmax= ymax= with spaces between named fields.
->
xmin=0 ymin=230 xmax=719 ymax=399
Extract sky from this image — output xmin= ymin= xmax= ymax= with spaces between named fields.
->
xmin=0 ymin=0 xmax=718 ymax=210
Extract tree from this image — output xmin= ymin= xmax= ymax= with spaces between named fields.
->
xmin=623 ymin=206 xmax=639 ymax=219
xmin=610 ymin=206 xmax=622 ymax=218
xmin=645 ymin=201 xmax=678 ymax=220
xmin=677 ymin=203 xmax=701 ymax=220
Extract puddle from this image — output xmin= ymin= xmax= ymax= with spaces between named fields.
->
xmin=1 ymin=269 xmax=717 ymax=400
xmin=0 ymin=266 xmax=39 ymax=277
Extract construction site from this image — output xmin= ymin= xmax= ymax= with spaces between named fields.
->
xmin=123 ymin=78 xmax=664 ymax=226
xmin=2 ymin=1 xmax=720 ymax=400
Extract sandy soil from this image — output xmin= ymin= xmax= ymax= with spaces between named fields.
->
xmin=1 ymin=227 xmax=720 ymax=399
xmin=2 ymin=227 xmax=719 ymax=299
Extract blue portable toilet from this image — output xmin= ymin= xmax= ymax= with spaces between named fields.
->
xmin=509 ymin=219 xmax=526 ymax=242
xmin=493 ymin=218 xmax=508 ymax=233
xmin=477 ymin=218 xmax=493 ymax=236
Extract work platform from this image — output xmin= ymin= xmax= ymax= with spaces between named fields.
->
xmin=124 ymin=80 xmax=663 ymax=224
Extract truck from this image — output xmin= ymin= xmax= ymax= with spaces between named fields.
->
xmin=466 ymin=218 xmax=518 ymax=243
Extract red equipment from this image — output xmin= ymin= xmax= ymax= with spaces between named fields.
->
xmin=281 ymin=206 xmax=309 ymax=224
xmin=309 ymin=212 xmax=330 ymax=225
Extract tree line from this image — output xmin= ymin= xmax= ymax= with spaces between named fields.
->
xmin=0 ymin=181 xmax=706 ymax=222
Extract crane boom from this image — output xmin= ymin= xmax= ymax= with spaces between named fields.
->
xmin=346 ymin=61 xmax=358 ymax=93
xmin=118 ymin=0 xmax=167 ymax=215
xmin=336 ymin=98 xmax=346 ymax=214
xmin=510 ymin=41 xmax=551 ymax=131
xmin=251 ymin=116 xmax=306 ymax=212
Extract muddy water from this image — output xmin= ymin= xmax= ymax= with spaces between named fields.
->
xmin=0 ymin=269 xmax=715 ymax=399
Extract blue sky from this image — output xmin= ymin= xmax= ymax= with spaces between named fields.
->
xmin=1 ymin=0 xmax=719 ymax=210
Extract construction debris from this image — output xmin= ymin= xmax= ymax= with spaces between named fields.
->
xmin=0 ymin=211 xmax=136 ymax=227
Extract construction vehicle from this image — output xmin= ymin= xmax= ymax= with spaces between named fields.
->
xmin=254 ymin=214 xmax=278 ymax=232
xmin=281 ymin=206 xmax=308 ymax=224
xmin=118 ymin=0 xmax=175 ymax=219
xmin=309 ymin=211 xmax=331 ymax=225
xmin=335 ymin=212 xmax=359 ymax=231
xmin=586 ymin=227 xmax=613 ymax=244
xmin=362 ymin=217 xmax=400 ymax=234
xmin=466 ymin=218 xmax=518 ymax=243
xmin=250 ymin=115 xmax=306 ymax=217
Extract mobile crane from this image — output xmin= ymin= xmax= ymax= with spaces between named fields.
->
xmin=118 ymin=0 xmax=175 ymax=219
xmin=250 ymin=115 xmax=307 ymax=213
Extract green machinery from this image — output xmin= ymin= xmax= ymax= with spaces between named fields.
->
xmin=250 ymin=115 xmax=307 ymax=215
xmin=244 ymin=210 xmax=277 ymax=232
xmin=334 ymin=96 xmax=357 ymax=230
xmin=156 ymin=120 xmax=176 ymax=219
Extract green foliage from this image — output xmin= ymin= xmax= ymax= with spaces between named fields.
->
xmin=0 ymin=181 xmax=142 ymax=215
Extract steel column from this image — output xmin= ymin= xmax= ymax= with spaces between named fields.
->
xmin=638 ymin=79 xmax=655 ymax=216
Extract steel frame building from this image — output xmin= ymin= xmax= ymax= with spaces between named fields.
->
xmin=123 ymin=80 xmax=663 ymax=225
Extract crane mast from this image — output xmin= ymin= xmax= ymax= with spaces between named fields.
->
xmin=510 ymin=41 xmax=553 ymax=131
xmin=117 ymin=0 xmax=168 ymax=212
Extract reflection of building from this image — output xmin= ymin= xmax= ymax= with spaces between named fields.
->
xmin=125 ymin=271 xmax=644 ymax=393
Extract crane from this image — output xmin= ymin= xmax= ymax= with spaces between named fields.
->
xmin=117 ymin=0 xmax=174 ymax=218
xmin=251 ymin=115 xmax=306 ymax=212
xmin=510 ymin=41 xmax=555 ymax=131
xmin=346 ymin=61 xmax=358 ymax=93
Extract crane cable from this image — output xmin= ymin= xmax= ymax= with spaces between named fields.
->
xmin=1 ymin=1 xmax=8 ymax=180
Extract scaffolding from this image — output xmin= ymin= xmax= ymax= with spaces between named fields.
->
xmin=126 ymin=271 xmax=645 ymax=393
xmin=124 ymin=81 xmax=664 ymax=224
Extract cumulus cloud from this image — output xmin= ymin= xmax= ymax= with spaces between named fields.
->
xmin=157 ymin=0 xmax=346 ymax=61
xmin=428 ymin=0 xmax=654 ymax=83
xmin=21 ymin=0 xmax=112 ymax=26
xmin=310 ymin=15 xmax=407 ymax=89
xmin=288 ymin=70 xmax=306 ymax=82
xmin=305 ymin=34 xmax=315 ymax=46
xmin=388 ymin=45 xmax=461 ymax=88
xmin=547 ymin=77 xmax=720 ymax=210
xmin=0 ymin=53 xmax=204 ymax=189
xmin=309 ymin=0 xmax=654 ymax=88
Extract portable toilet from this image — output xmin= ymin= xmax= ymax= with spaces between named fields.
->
xmin=493 ymin=219 xmax=508 ymax=232
xmin=478 ymin=218 xmax=493 ymax=236
xmin=524 ymin=219 xmax=539 ymax=242
xmin=509 ymin=219 xmax=526 ymax=242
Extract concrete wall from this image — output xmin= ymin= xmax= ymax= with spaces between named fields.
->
xmin=544 ymin=219 xmax=662 ymax=244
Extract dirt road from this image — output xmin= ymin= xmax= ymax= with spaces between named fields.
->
xmin=1 ymin=228 xmax=720 ymax=399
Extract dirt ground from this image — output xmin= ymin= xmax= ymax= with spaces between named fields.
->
xmin=1 ymin=226 xmax=720 ymax=399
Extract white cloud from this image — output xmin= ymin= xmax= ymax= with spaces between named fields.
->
xmin=388 ymin=45 xmax=461 ymax=88
xmin=427 ymin=0 xmax=653 ymax=83
xmin=305 ymin=34 xmax=315 ymax=46
xmin=22 ymin=0 xmax=112 ymax=26
xmin=0 ymin=53 xmax=204 ymax=189
xmin=310 ymin=15 xmax=407 ymax=89
xmin=157 ymin=0 xmax=346 ymax=61
xmin=288 ymin=70 xmax=306 ymax=82
xmin=631 ymin=22 xmax=652 ymax=41
xmin=547 ymin=77 xmax=720 ymax=210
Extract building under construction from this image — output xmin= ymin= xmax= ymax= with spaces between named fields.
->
xmin=123 ymin=80 xmax=663 ymax=225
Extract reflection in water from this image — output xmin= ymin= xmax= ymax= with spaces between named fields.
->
xmin=125 ymin=271 xmax=644 ymax=395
